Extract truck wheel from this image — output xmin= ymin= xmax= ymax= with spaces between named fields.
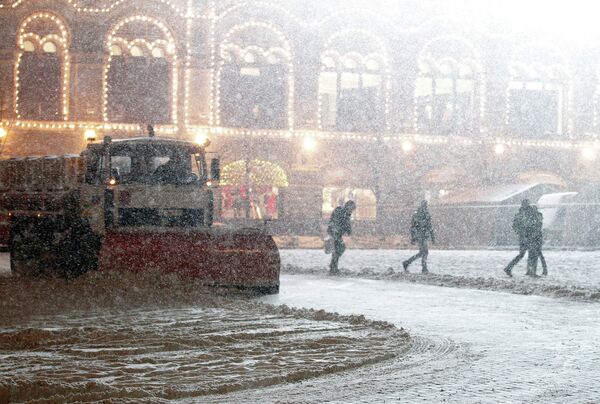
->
xmin=57 ymin=220 xmax=101 ymax=278
xmin=9 ymin=219 xmax=43 ymax=277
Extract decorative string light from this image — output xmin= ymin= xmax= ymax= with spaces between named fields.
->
xmin=0 ymin=119 xmax=177 ymax=134
xmin=102 ymin=15 xmax=178 ymax=126
xmin=15 ymin=12 xmax=70 ymax=121
xmin=0 ymin=2 xmax=594 ymax=157
xmin=208 ymin=0 xmax=216 ymax=126
xmin=183 ymin=0 xmax=193 ymax=130
xmin=1 ymin=0 xmax=188 ymax=17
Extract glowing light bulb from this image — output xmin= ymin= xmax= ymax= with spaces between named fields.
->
xmin=582 ymin=146 xmax=596 ymax=161
xmin=0 ymin=127 xmax=6 ymax=138
xmin=302 ymin=136 xmax=317 ymax=152
xmin=494 ymin=143 xmax=506 ymax=155
xmin=84 ymin=128 xmax=97 ymax=142
xmin=401 ymin=140 xmax=414 ymax=153
xmin=195 ymin=131 xmax=209 ymax=146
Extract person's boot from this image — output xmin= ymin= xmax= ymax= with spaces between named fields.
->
xmin=402 ymin=261 xmax=409 ymax=273
xmin=329 ymin=261 xmax=339 ymax=275
xmin=504 ymin=267 xmax=513 ymax=277
xmin=421 ymin=264 xmax=429 ymax=274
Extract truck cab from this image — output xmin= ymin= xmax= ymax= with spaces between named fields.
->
xmin=81 ymin=137 xmax=218 ymax=234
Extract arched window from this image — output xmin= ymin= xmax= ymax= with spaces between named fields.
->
xmin=415 ymin=37 xmax=482 ymax=135
xmin=319 ymin=31 xmax=390 ymax=133
xmin=15 ymin=13 xmax=69 ymax=121
xmin=217 ymin=23 xmax=293 ymax=130
xmin=507 ymin=45 xmax=570 ymax=137
xmin=104 ymin=16 xmax=177 ymax=125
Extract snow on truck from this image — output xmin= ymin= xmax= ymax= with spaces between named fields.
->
xmin=0 ymin=133 xmax=280 ymax=294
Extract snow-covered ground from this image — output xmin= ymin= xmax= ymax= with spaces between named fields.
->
xmin=237 ymin=274 xmax=599 ymax=403
xmin=1 ymin=251 xmax=600 ymax=402
xmin=281 ymin=249 xmax=600 ymax=300
xmin=0 ymin=266 xmax=408 ymax=402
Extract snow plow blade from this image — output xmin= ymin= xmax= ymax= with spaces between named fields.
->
xmin=98 ymin=228 xmax=280 ymax=294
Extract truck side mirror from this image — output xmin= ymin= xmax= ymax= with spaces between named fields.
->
xmin=210 ymin=158 xmax=220 ymax=181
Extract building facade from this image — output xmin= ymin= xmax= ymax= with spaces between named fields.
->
xmin=1 ymin=0 xmax=600 ymax=240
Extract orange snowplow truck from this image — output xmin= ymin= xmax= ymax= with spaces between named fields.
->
xmin=0 ymin=135 xmax=280 ymax=294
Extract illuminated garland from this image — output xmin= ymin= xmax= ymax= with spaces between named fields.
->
xmin=15 ymin=12 xmax=70 ymax=121
xmin=221 ymin=159 xmax=289 ymax=187
xmin=0 ymin=2 xmax=593 ymax=157
xmin=208 ymin=0 xmax=216 ymax=126
xmin=1 ymin=119 xmax=178 ymax=134
xmin=0 ymin=0 xmax=188 ymax=18
xmin=182 ymin=0 xmax=192 ymax=130
xmin=3 ymin=117 xmax=600 ymax=154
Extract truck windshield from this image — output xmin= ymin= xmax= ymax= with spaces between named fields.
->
xmin=109 ymin=143 xmax=206 ymax=185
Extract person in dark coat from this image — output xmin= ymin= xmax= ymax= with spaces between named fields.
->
xmin=327 ymin=200 xmax=356 ymax=274
xmin=504 ymin=199 xmax=534 ymax=277
xmin=526 ymin=205 xmax=547 ymax=276
xmin=403 ymin=200 xmax=435 ymax=273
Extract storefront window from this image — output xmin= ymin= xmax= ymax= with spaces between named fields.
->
xmin=322 ymin=188 xmax=377 ymax=220
xmin=220 ymin=159 xmax=288 ymax=220
xmin=221 ymin=186 xmax=280 ymax=220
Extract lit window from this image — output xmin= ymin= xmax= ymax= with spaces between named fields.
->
xmin=22 ymin=40 xmax=35 ymax=52
xmin=240 ymin=67 xmax=261 ymax=76
xmin=266 ymin=53 xmax=280 ymax=64
xmin=110 ymin=45 xmax=122 ymax=56
xmin=152 ymin=47 xmax=165 ymax=58
xmin=459 ymin=64 xmax=473 ymax=77
xmin=343 ymin=57 xmax=358 ymax=70
xmin=322 ymin=56 xmax=336 ymax=69
xmin=130 ymin=45 xmax=144 ymax=57
xmin=362 ymin=73 xmax=381 ymax=88
xmin=439 ymin=63 xmax=453 ymax=76
xmin=415 ymin=60 xmax=480 ymax=135
xmin=365 ymin=59 xmax=380 ymax=71
xmin=42 ymin=41 xmax=57 ymax=53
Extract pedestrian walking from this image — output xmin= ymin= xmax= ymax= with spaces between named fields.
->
xmin=403 ymin=200 xmax=435 ymax=273
xmin=503 ymin=199 xmax=535 ymax=277
xmin=326 ymin=200 xmax=356 ymax=274
xmin=526 ymin=205 xmax=547 ymax=276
